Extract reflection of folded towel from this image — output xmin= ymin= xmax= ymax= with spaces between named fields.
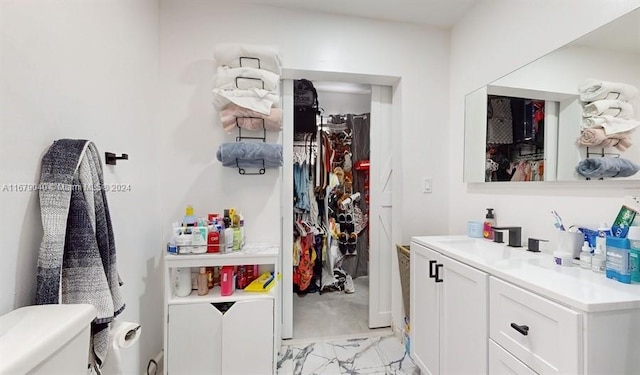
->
xmin=579 ymin=78 xmax=639 ymax=102
xmin=216 ymin=142 xmax=283 ymax=169
xmin=582 ymin=116 xmax=640 ymax=134
xmin=212 ymin=88 xmax=279 ymax=115
xmin=220 ymin=104 xmax=282 ymax=132
xmin=576 ymin=157 xmax=640 ymax=178
xmin=214 ymin=43 xmax=282 ymax=75
xmin=582 ymin=100 xmax=634 ymax=119
xmin=214 ymin=66 xmax=280 ymax=91
xmin=577 ymin=128 xmax=633 ymax=151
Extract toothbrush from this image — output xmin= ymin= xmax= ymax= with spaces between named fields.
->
xmin=551 ymin=210 xmax=566 ymax=231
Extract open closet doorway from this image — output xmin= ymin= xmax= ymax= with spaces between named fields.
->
xmin=292 ymin=81 xmax=372 ymax=339
xmin=281 ymin=73 xmax=395 ymax=341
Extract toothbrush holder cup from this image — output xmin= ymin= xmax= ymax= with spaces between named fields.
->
xmin=555 ymin=231 xmax=584 ymax=259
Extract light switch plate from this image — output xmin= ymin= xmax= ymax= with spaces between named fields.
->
xmin=422 ymin=177 xmax=432 ymax=193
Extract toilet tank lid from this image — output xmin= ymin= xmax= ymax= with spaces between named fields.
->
xmin=0 ymin=304 xmax=96 ymax=375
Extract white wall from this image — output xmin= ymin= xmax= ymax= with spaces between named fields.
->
xmin=449 ymin=1 xmax=640 ymax=247
xmin=159 ymin=0 xmax=450 ymax=332
xmin=317 ymin=90 xmax=372 ymax=116
xmin=0 ymin=1 xmax=162 ymax=373
xmin=159 ymin=0 xmax=450 ymax=242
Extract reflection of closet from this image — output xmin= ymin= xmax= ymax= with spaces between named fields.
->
xmin=485 ymin=95 xmax=546 ymax=182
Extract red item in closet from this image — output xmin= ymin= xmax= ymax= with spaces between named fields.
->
xmin=354 ymin=160 xmax=370 ymax=214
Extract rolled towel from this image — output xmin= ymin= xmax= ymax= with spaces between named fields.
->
xmin=582 ymin=99 xmax=634 ymax=119
xmin=214 ymin=43 xmax=282 ymax=75
xmin=577 ymin=128 xmax=633 ymax=151
xmin=220 ymin=104 xmax=282 ymax=132
xmin=214 ymin=66 xmax=280 ymax=91
xmin=579 ymin=78 xmax=639 ymax=102
xmin=582 ymin=115 xmax=640 ymax=134
xmin=212 ymin=88 xmax=280 ymax=115
xmin=575 ymin=157 xmax=640 ymax=179
xmin=216 ymin=142 xmax=283 ymax=169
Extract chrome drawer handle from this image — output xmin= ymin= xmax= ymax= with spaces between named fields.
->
xmin=510 ymin=323 xmax=529 ymax=336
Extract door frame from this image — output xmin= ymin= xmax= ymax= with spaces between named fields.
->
xmin=280 ymin=69 xmax=401 ymax=339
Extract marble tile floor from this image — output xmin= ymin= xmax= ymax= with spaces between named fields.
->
xmin=277 ymin=333 xmax=419 ymax=375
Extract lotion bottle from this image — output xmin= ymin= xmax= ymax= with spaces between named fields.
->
xmin=483 ymin=208 xmax=496 ymax=240
xmin=197 ymin=267 xmax=209 ymax=296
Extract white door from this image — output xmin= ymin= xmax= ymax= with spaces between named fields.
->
xmin=167 ymin=304 xmax=223 ymax=375
xmin=410 ymin=244 xmax=441 ymax=375
xmin=221 ymin=300 xmax=274 ymax=374
xmin=281 ymin=79 xmax=294 ymax=339
xmin=440 ymin=255 xmax=488 ymax=374
xmin=368 ymin=84 xmax=393 ymax=328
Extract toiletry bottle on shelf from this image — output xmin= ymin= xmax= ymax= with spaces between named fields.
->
xmin=174 ymin=267 xmax=192 ymax=297
xmin=239 ymin=214 xmax=246 ymax=247
xmin=483 ymin=208 xmax=496 ymax=239
xmin=183 ymin=205 xmax=196 ymax=227
xmin=232 ymin=214 xmax=242 ymax=251
xmin=579 ymin=241 xmax=592 ymax=269
xmin=220 ymin=266 xmax=235 ymax=296
xmin=197 ymin=267 xmax=209 ymax=296
xmin=223 ymin=219 xmax=234 ymax=253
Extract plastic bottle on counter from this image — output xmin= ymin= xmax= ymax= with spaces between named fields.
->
xmin=627 ymin=226 xmax=640 ymax=284
xmin=579 ymin=241 xmax=592 ymax=269
xmin=483 ymin=208 xmax=496 ymax=240
xmin=605 ymin=236 xmax=631 ymax=284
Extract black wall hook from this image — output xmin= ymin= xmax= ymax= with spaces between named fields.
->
xmin=105 ymin=152 xmax=128 ymax=165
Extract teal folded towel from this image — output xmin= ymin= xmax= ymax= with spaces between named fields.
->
xmin=576 ymin=157 xmax=639 ymax=178
xmin=216 ymin=142 xmax=283 ymax=169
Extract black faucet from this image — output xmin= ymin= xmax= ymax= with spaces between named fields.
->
xmin=492 ymin=226 xmax=522 ymax=247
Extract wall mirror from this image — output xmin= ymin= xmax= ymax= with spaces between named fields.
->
xmin=464 ymin=8 xmax=640 ymax=183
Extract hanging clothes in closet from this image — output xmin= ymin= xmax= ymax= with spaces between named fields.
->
xmin=292 ymin=131 xmax=331 ymax=294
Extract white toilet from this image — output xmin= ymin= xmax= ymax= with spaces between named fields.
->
xmin=0 ymin=303 xmax=96 ymax=375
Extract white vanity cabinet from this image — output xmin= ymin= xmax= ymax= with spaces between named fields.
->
xmin=410 ymin=241 xmax=488 ymax=375
xmin=411 ymin=236 xmax=640 ymax=375
xmin=162 ymin=245 xmax=279 ymax=375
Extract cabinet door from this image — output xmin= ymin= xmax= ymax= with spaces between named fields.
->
xmin=221 ymin=299 xmax=274 ymax=375
xmin=410 ymin=243 xmax=440 ymax=375
xmin=489 ymin=339 xmax=537 ymax=375
xmin=168 ymin=303 xmax=223 ymax=375
xmin=440 ymin=255 xmax=488 ymax=375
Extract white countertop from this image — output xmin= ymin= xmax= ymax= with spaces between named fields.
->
xmin=411 ymin=235 xmax=640 ymax=313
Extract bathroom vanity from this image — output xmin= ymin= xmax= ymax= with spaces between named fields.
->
xmin=410 ymin=235 xmax=640 ymax=375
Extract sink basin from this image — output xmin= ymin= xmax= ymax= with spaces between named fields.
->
xmin=434 ymin=238 xmax=506 ymax=254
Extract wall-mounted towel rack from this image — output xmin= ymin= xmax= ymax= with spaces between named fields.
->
xmin=235 ymin=117 xmax=267 ymax=142
xmin=236 ymin=159 xmax=265 ymax=175
xmin=586 ymin=147 xmax=620 ymax=158
xmin=105 ymin=152 xmax=128 ymax=165
xmin=239 ymin=56 xmax=261 ymax=69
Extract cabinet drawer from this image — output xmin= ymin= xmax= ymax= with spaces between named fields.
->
xmin=489 ymin=277 xmax=582 ymax=375
xmin=489 ymin=339 xmax=537 ymax=375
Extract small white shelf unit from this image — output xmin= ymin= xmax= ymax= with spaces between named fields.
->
xmin=162 ymin=243 xmax=280 ymax=375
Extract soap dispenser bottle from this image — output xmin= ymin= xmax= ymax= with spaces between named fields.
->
xmin=483 ymin=208 xmax=496 ymax=240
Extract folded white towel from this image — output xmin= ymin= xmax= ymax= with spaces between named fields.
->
xmin=212 ymin=88 xmax=280 ymax=115
xmin=214 ymin=66 xmax=280 ymax=91
xmin=220 ymin=103 xmax=282 ymax=132
xmin=582 ymin=99 xmax=634 ymax=119
xmin=579 ymin=78 xmax=639 ymax=102
xmin=582 ymin=115 xmax=640 ymax=135
xmin=214 ymin=43 xmax=282 ymax=75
